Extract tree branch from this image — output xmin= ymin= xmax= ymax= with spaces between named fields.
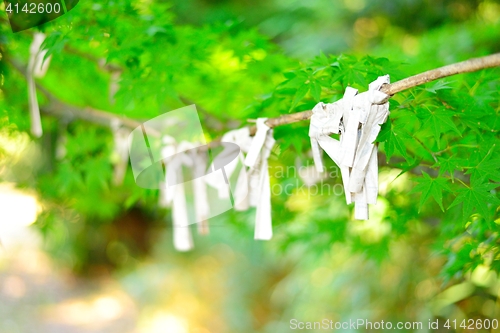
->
xmin=249 ymin=53 xmax=500 ymax=135
xmin=7 ymin=57 xmax=160 ymax=136
xmin=7 ymin=52 xmax=500 ymax=138
xmin=63 ymin=46 xmax=225 ymax=131
xmin=381 ymin=53 xmax=500 ymax=95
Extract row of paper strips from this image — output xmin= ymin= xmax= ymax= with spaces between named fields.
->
xmin=26 ymin=33 xmax=391 ymax=251
xmin=149 ymin=75 xmax=390 ymax=251
xmin=156 ymin=121 xmax=275 ymax=251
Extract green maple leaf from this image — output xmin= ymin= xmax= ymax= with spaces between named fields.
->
xmin=449 ymin=179 xmax=500 ymax=220
xmin=409 ymin=171 xmax=451 ymax=212
xmin=467 ymin=156 xmax=500 ymax=183
xmin=420 ymin=108 xmax=461 ymax=147
xmin=331 ymin=55 xmax=368 ymax=87
xmin=435 ymin=156 xmax=466 ymax=181
xmin=379 ymin=120 xmax=412 ymax=163
xmin=278 ymin=70 xmax=309 ymax=89
xmin=465 ymin=145 xmax=500 ymax=183
xmin=289 ymin=83 xmax=310 ymax=112
xmin=310 ymin=80 xmax=322 ymax=101
xmin=425 ymin=80 xmax=454 ymax=94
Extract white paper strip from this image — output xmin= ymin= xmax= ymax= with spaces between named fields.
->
xmin=233 ymin=154 xmax=250 ymax=211
xmin=348 ymin=81 xmax=390 ymax=193
xmin=308 ymin=76 xmax=390 ymax=220
xmin=191 ymin=149 xmax=210 ymax=234
xmin=27 ymin=33 xmax=52 ymax=138
xmin=171 ymin=178 xmax=194 ymax=251
xmin=32 ymin=33 xmax=51 ymax=78
xmin=338 ymin=87 xmax=359 ymax=165
xmin=310 ymin=137 xmax=324 ymax=173
xmin=254 ymin=130 xmax=275 ymax=240
xmin=204 ymin=127 xmax=252 ymax=208
xmin=255 ymin=155 xmax=272 ymax=240
xmin=242 ymin=119 xmax=275 ymax=240
xmin=309 ymin=102 xmax=327 ymax=173
xmin=161 ymin=139 xmax=195 ymax=251
xmin=245 ymin=118 xmax=269 ymax=168
xmin=353 ymin=184 xmax=369 ymax=220
xmin=365 ymin=147 xmax=379 ymax=205
xmin=111 ymin=119 xmax=131 ymax=186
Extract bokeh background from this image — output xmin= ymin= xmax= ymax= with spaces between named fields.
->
xmin=1 ymin=0 xmax=500 ymax=332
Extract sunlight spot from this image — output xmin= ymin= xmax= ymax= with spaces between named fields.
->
xmin=59 ymin=300 xmax=90 ymax=325
xmin=471 ymin=264 xmax=497 ymax=288
xmin=432 ymin=282 xmax=475 ymax=313
xmin=210 ymin=48 xmax=244 ymax=73
xmin=478 ymin=1 xmax=500 ymax=23
xmin=93 ymin=296 xmax=124 ymax=320
xmin=42 ymin=292 xmax=132 ymax=326
xmin=250 ymin=49 xmax=267 ymax=61
xmin=144 ymin=313 xmax=188 ymax=333
xmin=285 ymin=189 xmax=312 ymax=212
xmin=0 ymin=184 xmax=40 ymax=227
xmin=14 ymin=248 xmax=52 ymax=275
xmin=378 ymin=168 xmax=411 ymax=196
xmin=0 ymin=183 xmax=42 ymax=250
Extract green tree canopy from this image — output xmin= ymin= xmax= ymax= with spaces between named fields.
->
xmin=0 ymin=1 xmax=499 ymax=331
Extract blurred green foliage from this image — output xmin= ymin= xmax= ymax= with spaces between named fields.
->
xmin=0 ymin=0 xmax=500 ymax=332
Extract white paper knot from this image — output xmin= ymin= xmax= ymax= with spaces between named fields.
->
xmin=308 ymin=75 xmax=390 ymax=220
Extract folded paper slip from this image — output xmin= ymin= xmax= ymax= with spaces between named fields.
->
xmin=245 ymin=118 xmax=275 ymax=240
xmin=309 ymin=75 xmax=390 ymax=220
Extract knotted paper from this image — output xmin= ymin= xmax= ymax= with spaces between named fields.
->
xmin=309 ymin=75 xmax=390 ymax=220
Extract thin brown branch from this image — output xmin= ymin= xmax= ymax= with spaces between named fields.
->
xmin=7 ymin=57 xmax=159 ymax=136
xmin=7 ymin=52 xmax=500 ymax=138
xmin=41 ymin=99 xmax=154 ymax=134
xmin=380 ymin=53 xmax=500 ymax=95
xmin=249 ymin=53 xmax=500 ymax=135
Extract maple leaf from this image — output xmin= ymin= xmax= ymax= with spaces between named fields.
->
xmin=379 ymin=120 xmax=413 ymax=163
xmin=409 ymin=171 xmax=451 ymax=212
xmin=449 ymin=179 xmax=500 ymax=220
xmin=425 ymin=80 xmax=454 ymax=94
xmin=465 ymin=145 xmax=500 ymax=183
xmin=289 ymin=83 xmax=310 ymax=112
xmin=435 ymin=156 xmax=467 ymax=181
xmin=419 ymin=107 xmax=461 ymax=147
xmin=310 ymin=80 xmax=322 ymax=101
